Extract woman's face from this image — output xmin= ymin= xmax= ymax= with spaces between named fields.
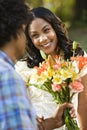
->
xmin=29 ymin=18 xmax=58 ymax=56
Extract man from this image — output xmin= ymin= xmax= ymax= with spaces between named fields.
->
xmin=0 ymin=0 xmax=37 ymax=129
xmin=0 ymin=0 xmax=76 ymax=129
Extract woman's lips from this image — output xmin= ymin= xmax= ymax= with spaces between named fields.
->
xmin=41 ymin=42 xmax=51 ymax=48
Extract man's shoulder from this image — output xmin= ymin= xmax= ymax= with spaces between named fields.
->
xmin=0 ymin=58 xmax=12 ymax=72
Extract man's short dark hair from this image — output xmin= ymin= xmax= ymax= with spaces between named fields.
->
xmin=0 ymin=0 xmax=29 ymax=46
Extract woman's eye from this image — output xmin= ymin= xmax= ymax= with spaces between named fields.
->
xmin=44 ymin=28 xmax=50 ymax=33
xmin=31 ymin=34 xmax=38 ymax=38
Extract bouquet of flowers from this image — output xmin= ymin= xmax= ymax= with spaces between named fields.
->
xmin=28 ymin=41 xmax=87 ymax=130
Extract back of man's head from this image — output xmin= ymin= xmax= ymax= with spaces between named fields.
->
xmin=0 ymin=0 xmax=29 ymax=47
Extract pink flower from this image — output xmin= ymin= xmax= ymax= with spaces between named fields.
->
xmin=52 ymin=84 xmax=61 ymax=92
xmin=69 ymin=80 xmax=84 ymax=93
xmin=53 ymin=63 xmax=61 ymax=70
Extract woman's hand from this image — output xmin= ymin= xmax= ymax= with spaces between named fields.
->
xmin=52 ymin=102 xmax=77 ymax=128
xmin=36 ymin=103 xmax=77 ymax=130
xmin=36 ymin=116 xmax=45 ymax=130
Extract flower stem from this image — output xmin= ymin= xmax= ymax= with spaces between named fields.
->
xmin=63 ymin=108 xmax=80 ymax=130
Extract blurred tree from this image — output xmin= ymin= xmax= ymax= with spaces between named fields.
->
xmin=73 ymin=0 xmax=87 ymax=26
xmin=26 ymin=0 xmax=43 ymax=8
xmin=25 ymin=0 xmax=74 ymax=22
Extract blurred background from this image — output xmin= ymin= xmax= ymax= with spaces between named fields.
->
xmin=26 ymin=0 xmax=87 ymax=52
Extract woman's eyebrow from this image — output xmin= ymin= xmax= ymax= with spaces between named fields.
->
xmin=29 ymin=24 xmax=49 ymax=34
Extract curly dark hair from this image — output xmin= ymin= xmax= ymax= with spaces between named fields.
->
xmin=0 ymin=0 xmax=29 ymax=47
xmin=25 ymin=7 xmax=84 ymax=68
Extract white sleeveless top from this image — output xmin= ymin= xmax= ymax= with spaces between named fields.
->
xmin=15 ymin=59 xmax=87 ymax=130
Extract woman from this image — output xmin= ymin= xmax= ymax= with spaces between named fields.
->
xmin=15 ymin=7 xmax=87 ymax=130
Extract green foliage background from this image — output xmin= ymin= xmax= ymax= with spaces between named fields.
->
xmin=26 ymin=0 xmax=75 ymax=22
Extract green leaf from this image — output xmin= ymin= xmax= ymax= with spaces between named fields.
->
xmin=40 ymin=50 xmax=46 ymax=59
xmin=72 ymin=41 xmax=77 ymax=50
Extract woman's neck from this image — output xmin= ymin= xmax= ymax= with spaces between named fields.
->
xmin=47 ymin=47 xmax=61 ymax=57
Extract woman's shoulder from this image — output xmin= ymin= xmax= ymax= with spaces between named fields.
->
xmin=84 ymin=51 xmax=87 ymax=56
xmin=15 ymin=60 xmax=30 ymax=71
xmin=15 ymin=60 xmax=33 ymax=82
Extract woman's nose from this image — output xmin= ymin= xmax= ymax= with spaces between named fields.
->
xmin=39 ymin=35 xmax=48 ymax=43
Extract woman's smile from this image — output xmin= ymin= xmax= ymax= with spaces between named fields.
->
xmin=40 ymin=41 xmax=52 ymax=48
